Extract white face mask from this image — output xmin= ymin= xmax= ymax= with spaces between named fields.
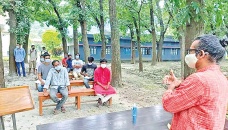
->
xmin=185 ymin=54 xmax=198 ymax=69
xmin=55 ymin=66 xmax=61 ymax=71
xmin=88 ymin=63 xmax=92 ymax=65
xmin=101 ymin=64 xmax=106 ymax=68
xmin=76 ymin=56 xmax=79 ymax=59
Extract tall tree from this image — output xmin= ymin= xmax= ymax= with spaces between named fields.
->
xmin=48 ymin=0 xmax=68 ymax=54
xmin=8 ymin=3 xmax=17 ymax=76
xmin=0 ymin=26 xmax=5 ymax=88
xmin=126 ymin=0 xmax=144 ymax=71
xmin=77 ymin=0 xmax=90 ymax=62
xmin=73 ymin=24 xmax=79 ymax=55
xmin=88 ymin=0 xmax=107 ymax=58
xmin=109 ymin=0 xmax=122 ymax=87
xmin=128 ymin=24 xmax=136 ymax=64
xmin=183 ymin=0 xmax=204 ymax=78
xmin=149 ymin=0 xmax=157 ymax=65
xmin=155 ymin=1 xmax=171 ymax=62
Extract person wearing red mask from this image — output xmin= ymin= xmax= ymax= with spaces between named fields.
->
xmin=162 ymin=35 xmax=228 ymax=130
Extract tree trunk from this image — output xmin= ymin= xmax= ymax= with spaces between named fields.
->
xmin=129 ymin=25 xmax=135 ymax=64
xmin=23 ymin=28 xmax=30 ymax=63
xmin=8 ymin=9 xmax=17 ymax=76
xmin=80 ymin=21 xmax=90 ymax=63
xmin=157 ymin=34 xmax=164 ymax=62
xmin=77 ymin=0 xmax=90 ymax=62
xmin=0 ymin=27 xmax=5 ymax=88
xmin=150 ymin=0 xmax=157 ymax=65
xmin=156 ymin=1 xmax=164 ymax=62
xmin=133 ymin=16 xmax=143 ymax=72
xmin=184 ymin=0 xmax=204 ymax=79
xmin=73 ymin=25 xmax=79 ymax=55
xmin=109 ymin=0 xmax=122 ymax=87
xmin=61 ymin=34 xmax=68 ymax=54
xmin=99 ymin=0 xmax=106 ymax=59
xmin=179 ymin=26 xmax=185 ymax=79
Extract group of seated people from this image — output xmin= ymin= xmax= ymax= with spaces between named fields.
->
xmin=37 ymin=52 xmax=116 ymax=114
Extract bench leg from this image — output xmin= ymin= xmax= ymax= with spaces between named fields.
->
xmin=12 ymin=114 xmax=17 ymax=130
xmin=39 ymin=97 xmax=43 ymax=116
xmin=77 ymin=96 xmax=81 ymax=110
xmin=109 ymin=97 xmax=112 ymax=106
xmin=75 ymin=97 xmax=77 ymax=107
xmin=0 ymin=116 xmax=5 ymax=130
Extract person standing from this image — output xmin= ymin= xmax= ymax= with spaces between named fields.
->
xmin=81 ymin=57 xmax=97 ymax=88
xmin=162 ymin=35 xmax=228 ymax=130
xmin=66 ymin=54 xmax=73 ymax=72
xmin=94 ymin=58 xmax=116 ymax=107
xmin=72 ymin=53 xmax=84 ymax=79
xmin=14 ymin=44 xmax=26 ymax=77
xmin=29 ymin=45 xmax=37 ymax=75
xmin=41 ymin=46 xmax=47 ymax=55
xmin=62 ymin=53 xmax=68 ymax=67
xmin=43 ymin=60 xmax=70 ymax=114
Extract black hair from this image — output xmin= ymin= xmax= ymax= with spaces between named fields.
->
xmin=88 ymin=57 xmax=94 ymax=62
xmin=68 ymin=54 xmax=72 ymax=57
xmin=43 ymin=52 xmax=50 ymax=58
xmin=219 ymin=38 xmax=228 ymax=48
xmin=52 ymin=60 xmax=59 ymax=66
xmin=40 ymin=54 xmax=44 ymax=58
xmin=100 ymin=58 xmax=107 ymax=63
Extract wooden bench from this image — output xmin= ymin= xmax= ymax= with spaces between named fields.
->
xmin=70 ymin=80 xmax=94 ymax=88
xmin=38 ymin=80 xmax=112 ymax=116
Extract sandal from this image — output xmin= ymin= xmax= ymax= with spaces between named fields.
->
xmin=97 ymin=98 xmax=102 ymax=108
xmin=61 ymin=106 xmax=66 ymax=113
xmin=53 ymin=109 xmax=58 ymax=115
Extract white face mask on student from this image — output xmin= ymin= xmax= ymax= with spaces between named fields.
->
xmin=55 ymin=66 xmax=61 ymax=71
xmin=185 ymin=54 xmax=198 ymax=69
xmin=101 ymin=64 xmax=107 ymax=68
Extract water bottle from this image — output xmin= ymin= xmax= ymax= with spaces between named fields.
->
xmin=132 ymin=103 xmax=137 ymax=124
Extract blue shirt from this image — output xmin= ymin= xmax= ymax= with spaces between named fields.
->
xmin=66 ymin=58 xmax=73 ymax=69
xmin=44 ymin=67 xmax=70 ymax=89
xmin=14 ymin=48 xmax=26 ymax=62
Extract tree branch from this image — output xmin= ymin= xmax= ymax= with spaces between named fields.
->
xmin=87 ymin=5 xmax=101 ymax=28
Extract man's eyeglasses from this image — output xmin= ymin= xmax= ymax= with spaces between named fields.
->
xmin=186 ymin=49 xmax=197 ymax=54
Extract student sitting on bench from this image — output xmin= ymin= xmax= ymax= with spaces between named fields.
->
xmin=43 ymin=60 xmax=70 ymax=114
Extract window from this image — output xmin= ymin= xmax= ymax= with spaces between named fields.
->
xmin=162 ymin=49 xmax=165 ymax=55
xmin=171 ymin=48 xmax=178 ymax=55
xmin=141 ymin=48 xmax=151 ymax=55
xmin=90 ymin=47 xmax=97 ymax=54
xmin=106 ymin=47 xmax=111 ymax=54
xmin=124 ymin=47 xmax=131 ymax=54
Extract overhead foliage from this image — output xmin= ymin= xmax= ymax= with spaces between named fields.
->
xmin=42 ymin=29 xmax=62 ymax=56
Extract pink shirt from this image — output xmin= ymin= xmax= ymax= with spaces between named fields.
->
xmin=163 ymin=65 xmax=228 ymax=130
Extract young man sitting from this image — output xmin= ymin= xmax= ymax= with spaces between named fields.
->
xmin=81 ymin=57 xmax=97 ymax=88
xmin=43 ymin=60 xmax=70 ymax=114
xmin=93 ymin=59 xmax=116 ymax=107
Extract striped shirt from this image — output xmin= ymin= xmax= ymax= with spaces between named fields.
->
xmin=162 ymin=65 xmax=228 ymax=130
